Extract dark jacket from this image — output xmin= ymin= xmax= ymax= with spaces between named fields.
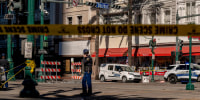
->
xmin=0 ymin=59 xmax=9 ymax=69
xmin=82 ymin=55 xmax=92 ymax=73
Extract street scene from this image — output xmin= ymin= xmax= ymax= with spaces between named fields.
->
xmin=1 ymin=0 xmax=200 ymax=100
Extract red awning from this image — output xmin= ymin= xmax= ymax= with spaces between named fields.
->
xmin=131 ymin=47 xmax=176 ymax=56
xmin=135 ymin=46 xmax=200 ymax=56
xmin=92 ymin=46 xmax=200 ymax=57
xmin=91 ymin=48 xmax=128 ymax=57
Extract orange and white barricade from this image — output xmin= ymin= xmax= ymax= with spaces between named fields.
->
xmin=71 ymin=62 xmax=82 ymax=80
xmin=41 ymin=61 xmax=61 ymax=83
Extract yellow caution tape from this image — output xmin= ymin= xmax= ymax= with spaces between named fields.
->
xmin=0 ymin=67 xmax=25 ymax=88
xmin=0 ymin=62 xmax=25 ymax=75
xmin=0 ymin=24 xmax=200 ymax=36
xmin=25 ymin=60 xmax=36 ymax=73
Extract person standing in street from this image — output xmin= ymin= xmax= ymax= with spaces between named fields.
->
xmin=0 ymin=53 xmax=9 ymax=89
xmin=81 ymin=49 xmax=93 ymax=96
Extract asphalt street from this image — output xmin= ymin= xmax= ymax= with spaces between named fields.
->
xmin=0 ymin=79 xmax=200 ymax=100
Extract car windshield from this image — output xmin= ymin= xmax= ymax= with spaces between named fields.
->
xmin=167 ymin=65 xmax=175 ymax=70
xmin=121 ymin=66 xmax=134 ymax=72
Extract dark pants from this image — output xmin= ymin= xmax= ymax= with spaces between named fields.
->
xmin=4 ymin=69 xmax=8 ymax=88
xmin=82 ymin=72 xmax=92 ymax=94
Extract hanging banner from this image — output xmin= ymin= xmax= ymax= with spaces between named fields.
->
xmin=0 ymin=24 xmax=199 ymax=36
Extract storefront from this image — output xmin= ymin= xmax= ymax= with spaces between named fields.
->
xmin=59 ymin=40 xmax=90 ymax=73
xmin=92 ymin=46 xmax=200 ymax=70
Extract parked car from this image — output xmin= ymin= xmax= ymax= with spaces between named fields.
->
xmin=99 ymin=63 xmax=141 ymax=83
xmin=164 ymin=63 xmax=200 ymax=84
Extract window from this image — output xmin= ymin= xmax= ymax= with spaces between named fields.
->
xmin=108 ymin=65 xmax=113 ymax=71
xmin=186 ymin=2 xmax=195 ymax=21
xmin=78 ymin=0 xmax=83 ymax=4
xmin=164 ymin=10 xmax=171 ymax=24
xmin=176 ymin=65 xmax=189 ymax=70
xmin=115 ymin=66 xmax=123 ymax=71
xmin=68 ymin=17 xmax=72 ymax=37
xmin=167 ymin=65 xmax=175 ymax=70
xmin=68 ymin=17 xmax=72 ymax=25
xmin=77 ymin=16 xmax=82 ymax=24
xmin=68 ymin=0 xmax=72 ymax=7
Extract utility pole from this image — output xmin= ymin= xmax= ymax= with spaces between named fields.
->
xmin=95 ymin=0 xmax=100 ymax=80
xmin=128 ymin=0 xmax=132 ymax=68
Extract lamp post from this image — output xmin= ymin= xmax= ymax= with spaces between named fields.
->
xmin=7 ymin=0 xmax=15 ymax=81
xmin=151 ymin=36 xmax=155 ymax=82
xmin=20 ymin=0 xmax=40 ymax=98
xmin=175 ymin=10 xmax=200 ymax=90
xmin=37 ymin=0 xmax=45 ymax=82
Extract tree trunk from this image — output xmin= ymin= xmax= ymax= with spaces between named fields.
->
xmin=95 ymin=0 xmax=100 ymax=80
xmin=128 ymin=0 xmax=132 ymax=67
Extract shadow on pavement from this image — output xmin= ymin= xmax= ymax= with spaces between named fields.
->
xmin=0 ymin=87 xmax=14 ymax=91
xmin=40 ymin=88 xmax=82 ymax=97
xmin=40 ymin=93 xmax=176 ymax=100
xmin=39 ymin=90 xmax=177 ymax=100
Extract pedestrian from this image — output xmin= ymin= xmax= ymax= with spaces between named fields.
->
xmin=0 ymin=53 xmax=9 ymax=89
xmin=81 ymin=49 xmax=93 ymax=96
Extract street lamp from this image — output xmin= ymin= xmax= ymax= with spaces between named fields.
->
xmin=175 ymin=8 xmax=200 ymax=90
xmin=37 ymin=0 xmax=45 ymax=82
xmin=20 ymin=0 xmax=40 ymax=97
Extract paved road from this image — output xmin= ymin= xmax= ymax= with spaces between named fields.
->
xmin=0 ymin=79 xmax=200 ymax=100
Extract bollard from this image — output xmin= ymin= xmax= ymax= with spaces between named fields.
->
xmin=20 ymin=66 xmax=40 ymax=98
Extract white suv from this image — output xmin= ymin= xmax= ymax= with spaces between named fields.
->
xmin=99 ymin=63 xmax=141 ymax=83
xmin=164 ymin=64 xmax=200 ymax=84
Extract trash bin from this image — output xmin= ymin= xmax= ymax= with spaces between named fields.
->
xmin=142 ymin=72 xmax=149 ymax=83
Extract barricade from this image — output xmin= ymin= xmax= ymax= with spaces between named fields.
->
xmin=140 ymin=70 xmax=166 ymax=76
xmin=71 ymin=62 xmax=82 ymax=80
xmin=41 ymin=61 xmax=61 ymax=82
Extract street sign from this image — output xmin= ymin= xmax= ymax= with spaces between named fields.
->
xmin=96 ymin=2 xmax=109 ymax=9
xmin=4 ymin=14 xmax=14 ymax=20
xmin=21 ymin=39 xmax=27 ymax=55
xmin=38 ymin=49 xmax=48 ymax=54
xmin=43 ymin=41 xmax=48 ymax=47
xmin=24 ymin=42 xmax=33 ymax=58
xmin=73 ymin=0 xmax=78 ymax=7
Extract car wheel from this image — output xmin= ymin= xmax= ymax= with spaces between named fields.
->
xmin=100 ymin=75 xmax=106 ymax=82
xmin=197 ymin=76 xmax=200 ymax=82
xmin=122 ymin=76 xmax=127 ymax=83
xmin=168 ymin=75 xmax=177 ymax=84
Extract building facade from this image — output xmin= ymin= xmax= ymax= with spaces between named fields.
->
xmin=60 ymin=0 xmax=97 ymax=74
xmin=93 ymin=0 xmax=200 ymax=70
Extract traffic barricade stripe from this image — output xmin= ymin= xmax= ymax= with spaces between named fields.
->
xmin=41 ymin=68 xmax=61 ymax=72
xmin=41 ymin=75 xmax=61 ymax=79
xmin=41 ymin=61 xmax=61 ymax=65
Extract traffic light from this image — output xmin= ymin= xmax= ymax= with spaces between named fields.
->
xmin=149 ymin=39 xmax=156 ymax=48
xmin=179 ymin=40 xmax=183 ymax=51
xmin=149 ymin=39 xmax=156 ymax=54
xmin=44 ymin=34 xmax=48 ymax=41
xmin=43 ymin=34 xmax=48 ymax=47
